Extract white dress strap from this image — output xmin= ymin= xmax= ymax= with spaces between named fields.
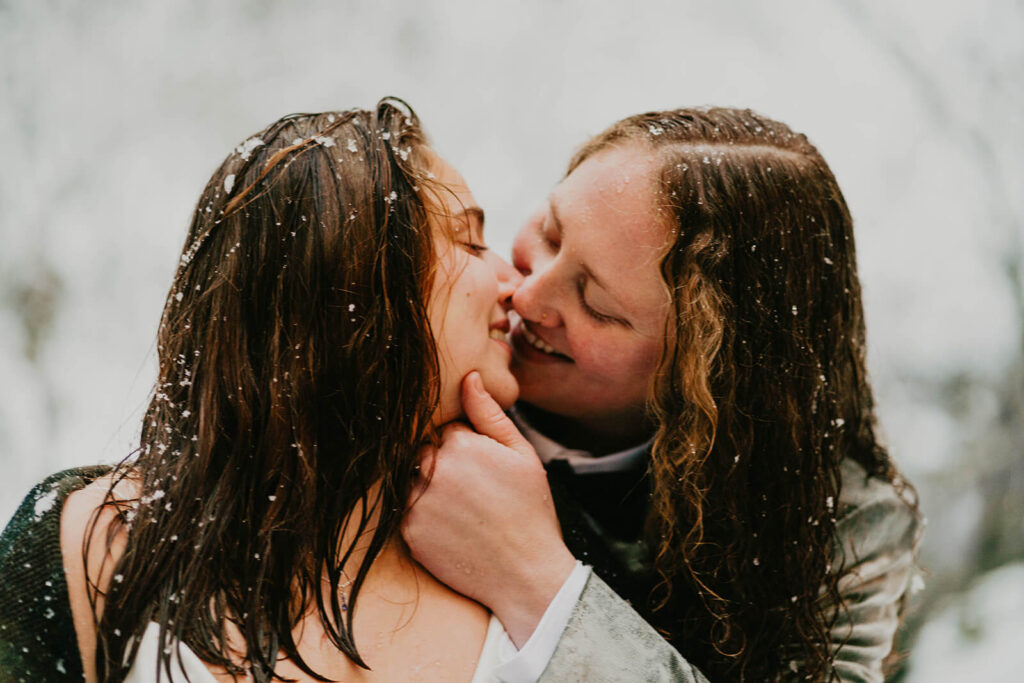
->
xmin=470 ymin=614 xmax=508 ymax=683
xmin=124 ymin=614 xmax=509 ymax=682
xmin=123 ymin=622 xmax=220 ymax=683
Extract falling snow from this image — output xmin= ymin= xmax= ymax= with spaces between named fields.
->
xmin=32 ymin=489 xmax=58 ymax=519
xmin=234 ymin=137 xmax=264 ymax=161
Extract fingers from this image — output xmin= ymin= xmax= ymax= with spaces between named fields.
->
xmin=460 ymin=372 xmax=532 ymax=455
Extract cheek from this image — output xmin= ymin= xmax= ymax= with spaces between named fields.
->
xmin=435 ymin=253 xmax=491 ymax=312
xmin=463 ymin=261 xmax=498 ymax=308
xmin=570 ymin=329 xmax=661 ymax=385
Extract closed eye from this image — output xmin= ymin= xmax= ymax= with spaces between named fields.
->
xmin=576 ymin=278 xmax=620 ymax=325
xmin=460 ymin=242 xmax=489 ymax=256
xmin=537 ymin=217 xmax=560 ymax=250
xmin=454 ymin=206 xmax=488 ymax=257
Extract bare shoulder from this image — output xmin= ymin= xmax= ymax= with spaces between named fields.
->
xmin=60 ymin=473 xmax=137 ymax=683
xmin=61 ymin=473 xmax=136 ymax=579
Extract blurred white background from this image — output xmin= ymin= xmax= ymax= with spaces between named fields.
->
xmin=2 ymin=0 xmax=1022 ymax=677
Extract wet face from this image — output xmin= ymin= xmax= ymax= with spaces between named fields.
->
xmin=426 ymin=154 xmax=522 ymax=425
xmin=510 ymin=144 xmax=672 ymax=442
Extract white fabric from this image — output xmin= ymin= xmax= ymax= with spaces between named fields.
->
xmin=123 ymin=622 xmax=219 ymax=683
xmin=124 ymin=614 xmax=512 ymax=682
xmin=471 ymin=614 xmax=510 ymax=683
xmin=492 ymin=561 xmax=591 ymax=683
xmin=509 ymin=406 xmax=652 ymax=474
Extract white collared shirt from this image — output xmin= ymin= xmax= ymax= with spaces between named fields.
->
xmin=510 ymin=406 xmax=652 ymax=475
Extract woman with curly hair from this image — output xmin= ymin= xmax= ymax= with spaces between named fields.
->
xmin=0 ymin=99 xmax=526 ymax=682
xmin=404 ymin=108 xmax=924 ymax=681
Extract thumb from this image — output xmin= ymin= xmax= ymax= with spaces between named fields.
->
xmin=461 ymin=372 xmax=532 ymax=455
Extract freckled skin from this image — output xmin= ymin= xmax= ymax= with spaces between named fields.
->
xmin=426 ymin=155 xmax=521 ymax=425
xmin=510 ymin=145 xmax=673 ymax=449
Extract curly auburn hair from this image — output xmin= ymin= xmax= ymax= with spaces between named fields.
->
xmin=89 ymin=99 xmax=451 ymax=682
xmin=569 ymin=108 xmax=917 ymax=681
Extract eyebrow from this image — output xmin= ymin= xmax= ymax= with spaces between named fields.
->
xmin=549 ymin=198 xmax=630 ymax=315
xmin=454 ymin=206 xmax=485 ymax=235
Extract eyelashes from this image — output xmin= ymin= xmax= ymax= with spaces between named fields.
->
xmin=461 ymin=242 xmax=489 ymax=256
xmin=536 ymin=212 xmax=622 ymax=326
xmin=576 ymin=279 xmax=616 ymax=324
xmin=537 ymin=217 xmax=560 ymax=250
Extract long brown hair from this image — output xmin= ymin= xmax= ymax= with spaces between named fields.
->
xmin=90 ymin=99 xmax=446 ymax=681
xmin=571 ymin=109 xmax=918 ymax=680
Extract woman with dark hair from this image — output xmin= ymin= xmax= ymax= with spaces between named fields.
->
xmin=404 ymin=108 xmax=924 ymax=681
xmin=0 ymin=99 xmax=525 ymax=681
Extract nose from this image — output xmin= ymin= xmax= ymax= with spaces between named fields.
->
xmin=486 ymin=251 xmax=523 ymax=308
xmin=510 ymin=212 xmax=561 ymax=327
xmin=511 ymin=262 xmax=561 ymax=327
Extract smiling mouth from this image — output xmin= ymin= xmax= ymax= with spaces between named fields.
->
xmin=520 ymin=325 xmax=572 ymax=361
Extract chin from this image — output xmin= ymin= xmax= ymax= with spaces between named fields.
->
xmin=511 ymin=376 xmax=550 ymax=409
xmin=483 ymin=374 xmax=520 ymax=411
xmin=512 ymin=387 xmax=589 ymax=423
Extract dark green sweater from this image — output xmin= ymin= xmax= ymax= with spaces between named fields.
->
xmin=0 ymin=467 xmax=110 ymax=682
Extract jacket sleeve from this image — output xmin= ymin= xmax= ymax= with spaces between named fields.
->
xmin=827 ymin=471 xmax=923 ymax=682
xmin=537 ymin=572 xmax=709 ymax=683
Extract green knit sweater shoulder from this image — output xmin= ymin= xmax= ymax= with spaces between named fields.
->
xmin=0 ymin=466 xmax=111 ymax=683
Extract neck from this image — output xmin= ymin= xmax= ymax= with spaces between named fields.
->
xmin=321 ymin=485 xmax=426 ymax=604
xmin=517 ymin=402 xmax=654 ymax=456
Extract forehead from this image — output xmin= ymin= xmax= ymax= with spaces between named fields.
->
xmin=554 ymin=145 xmax=671 ymax=315
xmin=425 ymin=151 xmax=476 ymax=212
